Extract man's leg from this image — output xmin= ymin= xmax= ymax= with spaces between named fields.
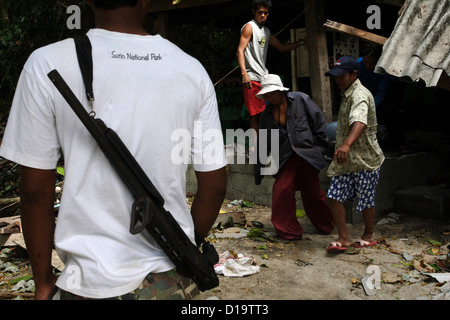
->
xmin=354 ymin=169 xmax=380 ymax=243
xmin=249 ymin=113 xmax=261 ymax=150
xmin=326 ymin=174 xmax=353 ymax=249
xmin=243 ymin=81 xmax=265 ymax=150
xmin=361 ymin=207 xmax=375 ymax=241
xmin=329 ymin=198 xmax=351 ymax=247
xmin=295 ymin=156 xmax=334 ymax=234
xmin=271 ymin=157 xmax=303 ymax=240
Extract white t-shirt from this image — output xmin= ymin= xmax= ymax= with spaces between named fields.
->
xmin=0 ymin=29 xmax=226 ymax=298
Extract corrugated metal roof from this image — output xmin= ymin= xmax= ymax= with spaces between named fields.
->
xmin=375 ymin=0 xmax=450 ymax=88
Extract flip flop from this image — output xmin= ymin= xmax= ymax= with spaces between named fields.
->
xmin=351 ymin=239 xmax=378 ymax=248
xmin=326 ymin=241 xmax=347 ymax=253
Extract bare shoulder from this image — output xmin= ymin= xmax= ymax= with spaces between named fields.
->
xmin=242 ymin=23 xmax=253 ymax=34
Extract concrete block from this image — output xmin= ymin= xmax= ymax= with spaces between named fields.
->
xmin=394 ymin=185 xmax=450 ymax=221
xmin=186 ymin=151 xmax=450 ymax=223
xmin=254 ymin=194 xmax=272 ymax=207
xmin=258 ymin=177 xmax=274 ymax=196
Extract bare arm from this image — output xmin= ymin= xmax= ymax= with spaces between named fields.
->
xmin=190 ymin=167 xmax=227 ymax=238
xmin=236 ymin=24 xmax=253 ymax=89
xmin=334 ymin=121 xmax=366 ymax=164
xmin=269 ymin=34 xmax=304 ymax=52
xmin=20 ymin=166 xmax=57 ymax=300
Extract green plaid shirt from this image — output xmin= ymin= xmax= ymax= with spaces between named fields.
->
xmin=327 ymin=79 xmax=384 ymax=177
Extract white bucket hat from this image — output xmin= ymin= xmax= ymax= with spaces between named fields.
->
xmin=255 ymin=74 xmax=289 ymax=99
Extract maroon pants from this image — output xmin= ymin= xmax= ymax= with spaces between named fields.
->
xmin=271 ymin=155 xmax=335 ymax=239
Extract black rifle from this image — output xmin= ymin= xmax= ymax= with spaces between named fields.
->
xmin=47 ymin=69 xmax=219 ymax=291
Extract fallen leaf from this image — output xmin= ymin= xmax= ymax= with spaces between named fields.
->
xmin=382 ymin=272 xmax=402 ymax=284
xmin=390 ymin=247 xmax=402 ymax=255
xmin=429 ymin=248 xmax=440 ymax=255
xmin=247 ymin=227 xmax=263 ymax=238
xmin=8 ymin=274 xmax=33 ymax=285
xmin=412 ymin=259 xmax=435 ymax=273
xmin=296 ymin=209 xmax=305 ymax=218
xmin=242 ymin=200 xmax=254 ymax=208
xmin=426 ymin=238 xmax=443 ymax=246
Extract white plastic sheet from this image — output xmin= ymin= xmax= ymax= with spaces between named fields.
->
xmin=214 ymin=250 xmax=260 ymax=277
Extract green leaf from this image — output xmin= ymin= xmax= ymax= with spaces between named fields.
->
xmin=426 ymin=238 xmax=443 ymax=246
xmin=296 ymin=209 xmax=306 ymax=218
xmin=429 ymin=263 xmax=439 ymax=272
xmin=8 ymin=274 xmax=33 ymax=285
xmin=247 ymin=227 xmax=263 ymax=238
xmin=241 ymin=200 xmax=254 ymax=207
xmin=56 ymin=166 xmax=65 ymax=176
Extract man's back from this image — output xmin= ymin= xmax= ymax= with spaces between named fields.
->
xmin=0 ymin=29 xmax=225 ymax=298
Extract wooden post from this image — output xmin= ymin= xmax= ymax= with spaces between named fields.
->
xmin=290 ymin=29 xmax=298 ymax=92
xmin=156 ymin=13 xmax=169 ymax=39
xmin=304 ymin=0 xmax=332 ymax=122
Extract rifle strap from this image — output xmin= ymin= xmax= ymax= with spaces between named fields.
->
xmin=73 ymin=35 xmax=95 ymax=113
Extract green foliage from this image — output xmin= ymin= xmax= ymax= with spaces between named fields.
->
xmin=0 ymin=1 xmax=239 ymax=120
xmin=170 ymin=24 xmax=240 ymax=79
xmin=0 ymin=0 xmax=93 ymax=118
xmin=57 ymin=166 xmax=65 ymax=176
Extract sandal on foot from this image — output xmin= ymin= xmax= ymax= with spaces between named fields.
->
xmin=326 ymin=241 xmax=347 ymax=253
xmin=351 ymin=239 xmax=377 ymax=248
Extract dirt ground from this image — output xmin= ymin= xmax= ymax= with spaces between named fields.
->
xmin=1 ymin=198 xmax=449 ymax=301
xmin=196 ymin=200 xmax=450 ymax=301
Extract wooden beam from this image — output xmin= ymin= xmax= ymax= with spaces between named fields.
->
xmin=323 ymin=19 xmax=387 ymax=46
xmin=304 ymin=0 xmax=332 ymax=122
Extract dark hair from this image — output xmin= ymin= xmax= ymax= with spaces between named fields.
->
xmin=361 ymin=43 xmax=382 ymax=58
xmin=252 ymin=0 xmax=272 ymax=10
xmin=92 ymin=0 xmax=138 ymax=10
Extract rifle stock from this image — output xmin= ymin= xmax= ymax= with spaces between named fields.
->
xmin=47 ymin=69 xmax=219 ymax=291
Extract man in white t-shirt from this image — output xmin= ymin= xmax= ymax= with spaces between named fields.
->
xmin=0 ymin=0 xmax=227 ymax=300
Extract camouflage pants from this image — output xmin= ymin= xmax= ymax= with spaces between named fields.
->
xmin=52 ymin=269 xmax=199 ymax=300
